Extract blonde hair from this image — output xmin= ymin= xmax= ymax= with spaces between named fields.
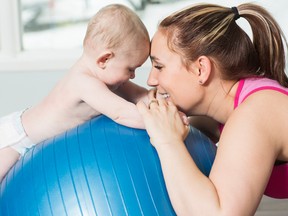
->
xmin=83 ymin=4 xmax=149 ymax=51
xmin=159 ymin=3 xmax=288 ymax=86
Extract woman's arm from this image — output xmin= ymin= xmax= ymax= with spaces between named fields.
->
xmin=137 ymin=94 xmax=279 ymax=215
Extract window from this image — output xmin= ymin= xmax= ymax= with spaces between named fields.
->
xmin=21 ymin=0 xmax=143 ymax=51
xmin=0 ymin=0 xmax=150 ymax=71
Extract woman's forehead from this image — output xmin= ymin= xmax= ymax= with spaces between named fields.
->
xmin=151 ymin=31 xmax=166 ymax=45
xmin=151 ymin=31 xmax=182 ymax=64
xmin=151 ymin=31 xmax=169 ymax=55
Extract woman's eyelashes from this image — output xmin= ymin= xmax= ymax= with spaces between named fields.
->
xmin=154 ymin=65 xmax=163 ymax=71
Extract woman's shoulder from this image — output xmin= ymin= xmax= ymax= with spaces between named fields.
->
xmin=231 ymin=88 xmax=288 ymax=145
xmin=236 ymin=77 xmax=288 ymax=107
xmin=242 ymin=77 xmax=288 ymax=95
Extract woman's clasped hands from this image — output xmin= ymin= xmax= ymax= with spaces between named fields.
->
xmin=137 ymin=89 xmax=189 ymax=148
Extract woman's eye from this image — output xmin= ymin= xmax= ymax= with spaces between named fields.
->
xmin=154 ymin=65 xmax=163 ymax=70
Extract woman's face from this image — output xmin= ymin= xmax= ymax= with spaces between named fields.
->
xmin=147 ymin=30 xmax=201 ymax=114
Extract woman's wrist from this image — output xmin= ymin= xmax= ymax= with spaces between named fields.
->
xmin=153 ymin=138 xmax=185 ymax=153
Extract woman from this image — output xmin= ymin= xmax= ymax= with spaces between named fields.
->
xmin=137 ymin=3 xmax=288 ymax=215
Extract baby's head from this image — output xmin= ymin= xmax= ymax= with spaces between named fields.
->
xmin=83 ymin=4 xmax=150 ymax=89
xmin=84 ymin=4 xmax=149 ymax=52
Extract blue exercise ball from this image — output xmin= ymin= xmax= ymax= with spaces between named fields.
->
xmin=0 ymin=115 xmax=216 ymax=216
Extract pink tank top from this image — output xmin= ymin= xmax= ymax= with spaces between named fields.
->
xmin=234 ymin=77 xmax=288 ymax=199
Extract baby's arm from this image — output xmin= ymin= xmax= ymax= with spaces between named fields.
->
xmin=115 ymin=81 xmax=149 ymax=104
xmin=79 ymin=77 xmax=147 ymax=129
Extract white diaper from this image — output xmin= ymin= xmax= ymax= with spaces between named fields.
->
xmin=0 ymin=110 xmax=35 ymax=156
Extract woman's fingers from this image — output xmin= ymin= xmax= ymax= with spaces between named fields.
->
xmin=148 ymin=99 xmax=159 ymax=109
xmin=178 ymin=111 xmax=189 ymax=126
xmin=148 ymin=88 xmax=157 ymax=100
xmin=157 ymin=97 xmax=167 ymax=106
xmin=137 ymin=96 xmax=190 ymax=147
xmin=136 ymin=100 xmax=149 ymax=115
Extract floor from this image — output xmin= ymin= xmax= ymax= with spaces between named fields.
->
xmin=256 ymin=196 xmax=288 ymax=215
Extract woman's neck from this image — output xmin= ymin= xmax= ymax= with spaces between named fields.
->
xmin=206 ymin=79 xmax=239 ymax=124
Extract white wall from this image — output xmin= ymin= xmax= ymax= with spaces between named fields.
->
xmin=0 ymin=0 xmax=287 ymax=116
xmin=0 ymin=70 xmax=65 ymax=116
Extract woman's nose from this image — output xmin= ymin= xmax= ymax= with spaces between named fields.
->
xmin=147 ymin=69 xmax=158 ymax=87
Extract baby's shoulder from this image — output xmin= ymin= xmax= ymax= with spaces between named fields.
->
xmin=59 ymin=69 xmax=102 ymax=92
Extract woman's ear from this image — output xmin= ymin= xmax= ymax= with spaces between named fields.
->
xmin=96 ymin=51 xmax=114 ymax=69
xmin=196 ymin=56 xmax=212 ymax=85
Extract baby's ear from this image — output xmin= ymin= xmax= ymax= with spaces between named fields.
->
xmin=96 ymin=51 xmax=114 ymax=69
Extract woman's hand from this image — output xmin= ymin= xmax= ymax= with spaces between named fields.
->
xmin=137 ymin=90 xmax=189 ymax=148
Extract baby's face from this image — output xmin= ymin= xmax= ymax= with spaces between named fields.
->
xmin=103 ymin=42 xmax=150 ymax=90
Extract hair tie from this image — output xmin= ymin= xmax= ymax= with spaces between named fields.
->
xmin=231 ymin=7 xmax=240 ymax=20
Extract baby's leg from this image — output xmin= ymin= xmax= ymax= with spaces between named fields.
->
xmin=0 ymin=147 xmax=19 ymax=182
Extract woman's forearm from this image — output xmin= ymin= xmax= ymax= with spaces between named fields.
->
xmin=156 ymin=142 xmax=222 ymax=215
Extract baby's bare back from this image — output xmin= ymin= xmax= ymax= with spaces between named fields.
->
xmin=21 ymin=70 xmax=100 ymax=144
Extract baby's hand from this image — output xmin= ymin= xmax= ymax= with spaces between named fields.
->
xmin=137 ymin=96 xmax=189 ymax=149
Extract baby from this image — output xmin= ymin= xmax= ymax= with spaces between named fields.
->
xmin=0 ymin=4 xmax=150 ymax=181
